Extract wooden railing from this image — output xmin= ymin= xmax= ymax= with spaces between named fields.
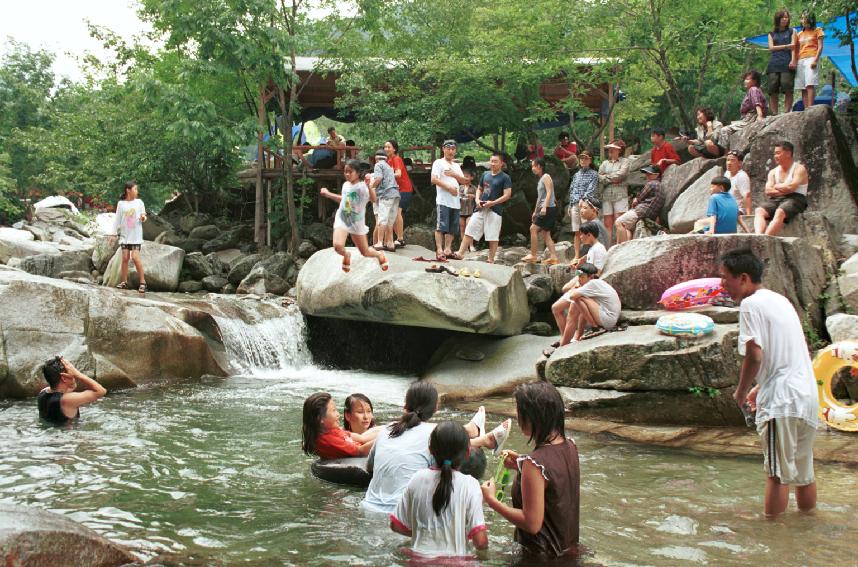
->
xmin=257 ymin=144 xmax=438 ymax=171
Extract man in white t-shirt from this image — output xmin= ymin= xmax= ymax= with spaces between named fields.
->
xmin=719 ymin=248 xmax=818 ymax=517
xmin=430 ymin=140 xmax=467 ymax=260
xmin=570 ymin=222 xmax=607 ymax=273
xmin=547 ymin=263 xmax=621 ymax=352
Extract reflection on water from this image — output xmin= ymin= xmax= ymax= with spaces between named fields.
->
xmin=1 ymin=368 xmax=855 ymax=566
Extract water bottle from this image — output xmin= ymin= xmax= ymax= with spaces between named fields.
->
xmin=493 ymin=457 xmax=512 ymax=502
xmin=740 ymin=402 xmax=756 ymax=428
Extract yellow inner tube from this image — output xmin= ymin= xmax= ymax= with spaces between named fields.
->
xmin=813 ymin=341 xmax=858 ymax=432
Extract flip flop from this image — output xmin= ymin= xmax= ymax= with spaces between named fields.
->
xmin=472 ymin=270 xmax=481 ymax=278
xmin=448 ymin=252 xmax=465 ymax=260
xmin=441 ymin=266 xmax=459 ymax=277
xmin=436 ymin=253 xmax=447 ymax=262
xmin=138 ymin=283 xmax=147 ymax=295
xmin=542 ymin=346 xmax=556 ymax=357
xmin=521 ymin=254 xmax=538 ymax=263
xmin=412 ymin=256 xmax=443 ymax=263
xmin=342 ymin=252 xmax=352 ymax=273
xmin=542 ymin=258 xmax=560 ymax=265
xmin=489 ymin=419 xmax=512 ymax=455
xmin=459 ymin=268 xmax=471 ymax=277
xmin=384 ymin=246 xmax=397 ymax=252
xmin=581 ymin=327 xmax=607 ymax=340
xmin=469 ymin=406 xmax=486 ymax=439
xmin=116 ymin=281 xmax=128 ymax=289
xmin=550 ymin=340 xmax=560 ymax=348
xmin=425 ymin=265 xmax=444 ymax=273
xmin=378 ymin=252 xmax=389 ymax=271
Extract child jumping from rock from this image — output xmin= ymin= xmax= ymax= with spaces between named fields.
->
xmin=320 ymin=158 xmax=388 ymax=273
xmin=111 ymin=181 xmax=147 ymax=294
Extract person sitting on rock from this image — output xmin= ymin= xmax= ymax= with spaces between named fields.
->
xmin=682 ymin=107 xmax=724 ymax=159
xmin=553 ymin=132 xmax=578 ymax=169
xmin=693 ymin=176 xmax=739 ymax=234
xmin=577 ymin=198 xmax=610 ymax=253
xmin=37 ymin=356 xmax=107 ymax=425
xmin=754 ymin=141 xmax=809 ymax=236
xmin=546 ymin=262 xmax=621 ymax=353
xmin=717 ymin=71 xmax=768 ymax=149
xmin=724 ymin=150 xmax=752 ymax=220
xmin=614 ymin=165 xmax=665 ymax=244
xmin=569 ymin=221 xmax=607 ymax=273
xmin=650 ymin=128 xmax=681 ymax=174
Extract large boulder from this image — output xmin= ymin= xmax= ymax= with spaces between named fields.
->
xmin=723 ymin=105 xmax=858 ymax=240
xmin=0 ymin=227 xmax=33 ymax=242
xmin=188 ymin=224 xmax=220 ymax=241
xmin=102 ymin=242 xmax=185 ymax=292
xmin=179 ymin=211 xmax=212 ymax=233
xmin=837 ymin=252 xmax=858 ymax=314
xmin=202 ymin=225 xmax=250 ymax=254
xmin=13 ymin=248 xmax=93 ymax=279
xmin=91 ymin=236 xmax=119 ymax=273
xmin=0 ymin=503 xmax=135 ymax=567
xmin=826 ymin=313 xmax=858 ymax=343
xmin=202 ymin=275 xmax=229 ymax=292
xmin=0 ymin=237 xmax=60 ymax=264
xmin=667 ymin=166 xmax=725 ymax=233
xmin=297 ymin=246 xmax=530 ymax=335
xmin=142 ymin=213 xmax=174 ymax=241
xmin=523 ymin=273 xmax=554 ymax=305
xmin=423 ymin=334 xmax=543 ymax=400
xmin=659 ymin=157 xmax=723 ymax=223
xmin=404 ymin=224 xmax=436 ymax=251
xmin=183 ymin=251 xmax=213 ymax=281
xmin=601 ymin=234 xmax=827 ymax=328
xmin=237 ymin=253 xmax=293 ymax=296
xmin=227 ymin=253 xmax=262 ymax=285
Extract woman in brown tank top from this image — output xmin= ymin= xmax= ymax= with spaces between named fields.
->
xmin=481 ymin=382 xmax=581 ymax=558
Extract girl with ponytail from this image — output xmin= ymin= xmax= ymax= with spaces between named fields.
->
xmin=390 ymin=421 xmax=489 ymax=557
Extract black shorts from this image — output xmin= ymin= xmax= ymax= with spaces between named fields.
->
xmin=532 ymin=207 xmax=557 ymax=231
xmin=760 ymin=193 xmax=808 ymax=223
xmin=692 ymin=142 xmax=724 ymax=159
xmin=121 ymin=243 xmax=142 ymax=251
xmin=767 ymin=71 xmax=795 ymax=95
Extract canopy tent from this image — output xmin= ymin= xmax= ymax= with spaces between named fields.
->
xmin=746 ymin=12 xmax=857 ymax=87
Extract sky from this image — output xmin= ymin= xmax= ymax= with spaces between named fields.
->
xmin=0 ymin=0 xmax=150 ymax=82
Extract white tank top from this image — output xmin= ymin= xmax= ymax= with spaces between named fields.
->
xmin=775 ymin=162 xmax=808 ymax=196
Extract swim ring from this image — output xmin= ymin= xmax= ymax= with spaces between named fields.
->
xmin=311 ymin=457 xmax=372 ymax=487
xmin=659 ymin=277 xmax=729 ymax=311
xmin=813 ymin=341 xmax=858 ymax=432
xmin=655 ymin=313 xmax=715 ymax=337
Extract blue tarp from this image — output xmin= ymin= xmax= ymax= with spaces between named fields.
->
xmin=746 ymin=13 xmax=857 ymax=87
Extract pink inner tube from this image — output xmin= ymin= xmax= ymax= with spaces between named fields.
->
xmin=659 ymin=277 xmax=728 ymax=310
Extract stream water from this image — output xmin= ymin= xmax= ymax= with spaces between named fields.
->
xmin=1 ymin=309 xmax=856 ymax=566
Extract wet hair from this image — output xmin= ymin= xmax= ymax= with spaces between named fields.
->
xmin=651 ymin=127 xmax=666 ymax=137
xmin=800 ymin=10 xmax=816 ymax=29
xmin=696 ymin=107 xmax=715 ymax=122
xmin=743 ymin=70 xmax=762 ymax=86
xmin=579 ymin=221 xmax=600 ymax=238
xmin=577 ymin=262 xmax=599 ymax=276
xmin=773 ymin=8 xmax=790 ymax=32
xmin=514 ymin=382 xmax=566 ymax=447
xmin=302 ymin=392 xmax=332 ymax=455
xmin=42 ymin=356 xmax=64 ymax=389
xmin=720 ymin=248 xmax=763 ymax=283
xmin=389 ymin=382 xmax=438 ymax=438
xmin=711 ymin=176 xmax=731 ymax=192
xmin=121 ymin=181 xmax=137 ymax=200
xmin=386 ymin=139 xmax=399 ymax=154
xmin=343 ymin=393 xmax=376 ymax=432
xmin=776 ymin=140 xmax=794 ymax=154
xmin=428 ymin=421 xmax=470 ymax=515
xmin=532 ymin=157 xmax=546 ymax=171
xmin=459 ymin=447 xmax=487 ymax=480
xmin=344 ymin=158 xmax=362 ymax=174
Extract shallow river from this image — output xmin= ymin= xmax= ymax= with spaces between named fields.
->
xmin=1 ymin=366 xmax=856 ymax=566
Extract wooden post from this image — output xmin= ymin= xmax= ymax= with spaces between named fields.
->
xmin=266 ymin=180 xmax=272 ymax=247
xmin=255 ymin=87 xmax=266 ymax=245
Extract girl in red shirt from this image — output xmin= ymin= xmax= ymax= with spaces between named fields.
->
xmin=384 ymin=139 xmax=413 ymax=248
xmin=303 ymin=392 xmax=376 ymax=460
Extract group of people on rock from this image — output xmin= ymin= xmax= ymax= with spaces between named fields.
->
xmin=302 ymin=381 xmax=581 ymax=560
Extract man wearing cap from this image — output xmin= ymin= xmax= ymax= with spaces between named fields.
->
xmin=430 ymin=140 xmax=467 ymax=259
xmin=554 ymin=132 xmax=578 ymax=169
xmin=615 ymin=164 xmax=665 ymax=243
xmin=37 ymin=356 xmax=107 ymax=425
xmin=650 ymin=128 xmax=681 ymax=174
xmin=452 ymin=152 xmax=512 ymax=264
xmin=370 ymin=150 xmax=400 ymax=251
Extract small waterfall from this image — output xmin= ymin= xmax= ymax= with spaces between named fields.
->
xmin=212 ymin=300 xmax=312 ymax=374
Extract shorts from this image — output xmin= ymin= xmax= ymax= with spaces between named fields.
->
xmin=465 ymin=209 xmax=503 ymax=242
xmin=569 ymin=204 xmax=583 ymax=231
xmin=533 ymin=207 xmax=557 ymax=231
xmin=759 ymin=193 xmax=808 ymax=223
xmin=398 ymin=191 xmax=413 ymax=211
xmin=759 ymin=417 xmax=816 ymax=485
xmin=692 ymin=142 xmax=723 ymax=159
xmin=436 ymin=204 xmax=460 ymax=235
xmin=767 ymin=70 xmax=795 ymax=94
xmin=616 ymin=209 xmax=640 ymax=231
xmin=794 ymin=58 xmax=819 ymax=90
xmin=598 ymin=307 xmax=619 ymax=330
xmin=376 ymin=195 xmax=400 ymax=227
xmin=121 ymin=243 xmax=141 ymax=251
xmin=602 ymin=197 xmax=629 ymax=216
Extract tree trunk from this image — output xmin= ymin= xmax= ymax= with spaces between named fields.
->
xmin=279 ymin=83 xmax=300 ymax=254
xmin=255 ymin=88 xmax=266 ymax=245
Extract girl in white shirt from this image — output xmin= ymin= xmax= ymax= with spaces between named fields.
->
xmin=391 ymin=421 xmax=489 ymax=558
xmin=111 ymin=181 xmax=147 ymax=293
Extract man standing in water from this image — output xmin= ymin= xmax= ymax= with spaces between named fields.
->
xmin=719 ymin=249 xmax=818 ymax=517
xmin=37 ymin=356 xmax=107 ymax=424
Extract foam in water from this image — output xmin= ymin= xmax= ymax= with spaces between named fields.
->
xmin=214 ymin=303 xmax=312 ymax=373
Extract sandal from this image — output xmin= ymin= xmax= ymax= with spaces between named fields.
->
xmin=441 ymin=266 xmax=458 ymax=276
xmin=342 ymin=251 xmax=352 ymax=273
xmin=138 ymin=283 xmax=147 ymax=294
xmin=459 ymin=268 xmax=471 ymax=277
xmin=394 ymin=239 xmax=406 ymax=248
xmin=384 ymin=246 xmax=396 ymax=253
xmin=436 ymin=253 xmax=447 ymax=262
xmin=581 ymin=327 xmax=607 ymax=340
xmin=378 ymin=252 xmax=389 ymax=271
xmin=542 ymin=347 xmax=556 ymax=357
xmin=472 ymin=270 xmax=481 ymax=278
xmin=489 ymin=419 xmax=511 ymax=455
xmin=116 ymin=281 xmax=128 ymax=289
xmin=521 ymin=254 xmax=538 ymax=263
xmin=425 ymin=265 xmax=444 ymax=273
xmin=469 ymin=406 xmax=486 ymax=439
xmin=542 ymin=258 xmax=559 ymax=265
xmin=448 ymin=252 xmax=465 ymax=261
xmin=550 ymin=340 xmax=560 ymax=348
